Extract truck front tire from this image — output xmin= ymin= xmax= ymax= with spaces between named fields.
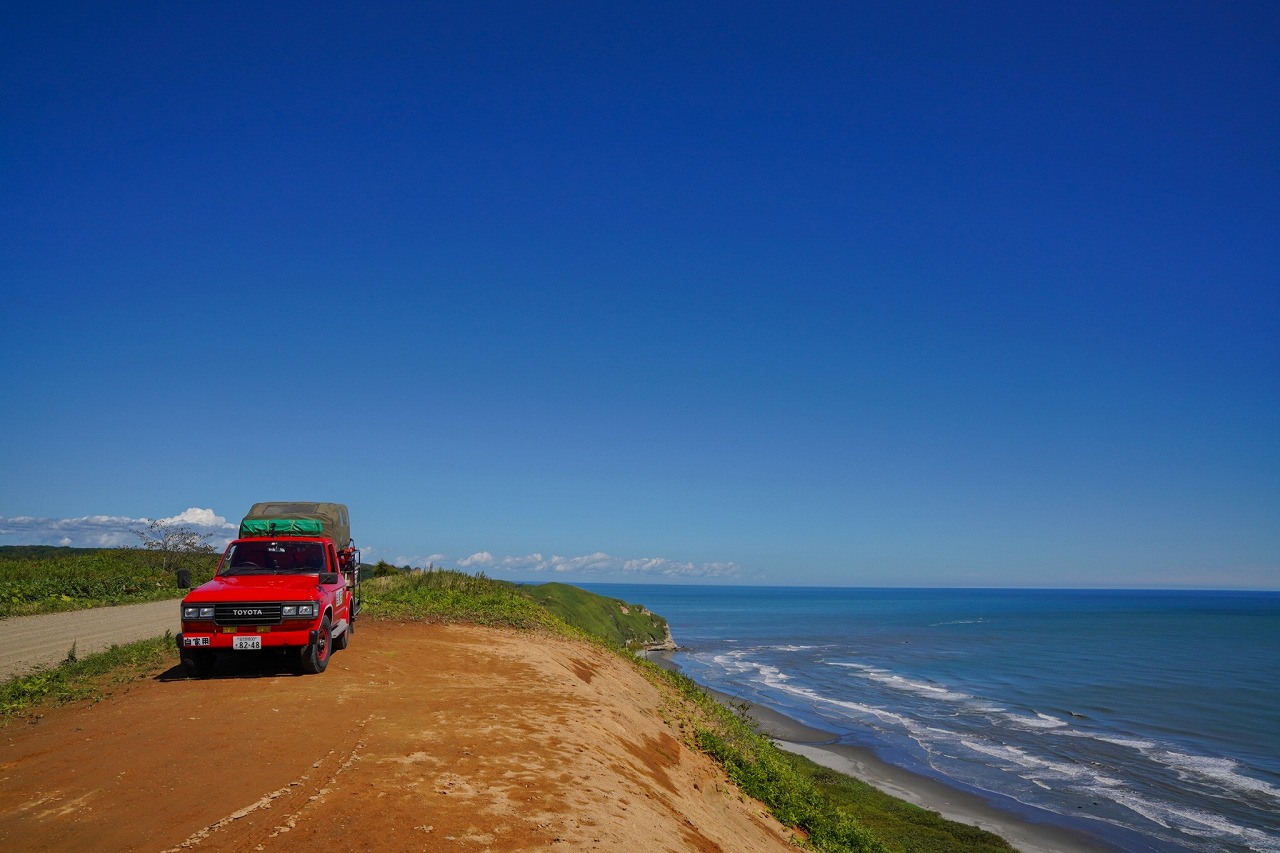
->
xmin=301 ymin=615 xmax=332 ymax=674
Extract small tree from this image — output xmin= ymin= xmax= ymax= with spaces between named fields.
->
xmin=132 ymin=520 xmax=217 ymax=587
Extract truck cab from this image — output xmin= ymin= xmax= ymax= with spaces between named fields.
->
xmin=177 ymin=502 xmax=360 ymax=677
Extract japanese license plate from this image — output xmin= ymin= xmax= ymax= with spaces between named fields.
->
xmin=232 ymin=635 xmax=262 ymax=651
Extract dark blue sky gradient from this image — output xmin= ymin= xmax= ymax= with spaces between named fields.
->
xmin=3 ymin=3 xmax=1277 ymax=586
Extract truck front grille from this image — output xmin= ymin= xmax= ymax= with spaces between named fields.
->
xmin=214 ymin=603 xmax=283 ymax=626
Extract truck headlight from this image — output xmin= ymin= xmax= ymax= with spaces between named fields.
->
xmin=283 ymin=603 xmax=317 ymax=618
xmin=182 ymin=605 xmax=215 ymax=620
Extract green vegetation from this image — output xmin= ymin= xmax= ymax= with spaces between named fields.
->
xmin=787 ymin=755 xmax=1016 ymax=853
xmin=0 ymin=546 xmax=218 ymax=617
xmin=362 ymin=568 xmax=562 ymax=630
xmin=522 ymin=581 xmax=671 ymax=649
xmin=361 ymin=566 xmax=672 ymax=649
xmin=0 ymin=633 xmax=177 ymax=721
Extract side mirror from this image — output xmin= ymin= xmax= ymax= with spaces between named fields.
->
xmin=318 ymin=572 xmax=340 ymax=585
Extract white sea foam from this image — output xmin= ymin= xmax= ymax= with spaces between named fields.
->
xmin=708 ymin=651 xmax=756 ymax=676
xmin=1159 ymin=751 xmax=1280 ymax=803
xmin=959 ymin=734 xmax=1280 ymax=851
xmin=1085 ymin=732 xmax=1159 ymax=751
xmin=961 ymin=739 xmax=1040 ymax=767
xmin=1001 ymin=711 xmax=1070 ymax=730
xmin=828 ymin=661 xmax=880 ymax=673
xmin=759 ymin=670 xmax=921 ymax=731
xmin=754 ymin=662 xmax=791 ymax=685
xmin=1108 ymin=788 xmax=1280 ymax=852
xmin=1106 ymin=788 xmax=1175 ymax=829
xmin=827 ymin=661 xmax=971 ymax=702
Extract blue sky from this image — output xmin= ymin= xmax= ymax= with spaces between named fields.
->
xmin=2 ymin=3 xmax=1277 ymax=588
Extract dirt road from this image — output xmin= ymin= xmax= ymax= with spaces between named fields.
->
xmin=0 ymin=600 xmax=180 ymax=680
xmin=0 ymin=621 xmax=796 ymax=852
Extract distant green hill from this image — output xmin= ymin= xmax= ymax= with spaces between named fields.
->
xmin=521 ymin=582 xmax=674 ymax=650
xmin=0 ymin=545 xmax=108 ymax=561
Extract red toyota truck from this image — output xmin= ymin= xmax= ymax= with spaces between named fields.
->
xmin=177 ymin=502 xmax=361 ymax=677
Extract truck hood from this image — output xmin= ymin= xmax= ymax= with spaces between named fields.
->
xmin=184 ymin=574 xmax=325 ymax=602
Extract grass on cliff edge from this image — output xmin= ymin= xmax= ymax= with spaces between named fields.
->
xmin=360 ymin=567 xmax=672 ymax=650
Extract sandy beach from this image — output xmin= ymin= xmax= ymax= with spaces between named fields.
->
xmin=646 ymin=651 xmax=1128 ymax=853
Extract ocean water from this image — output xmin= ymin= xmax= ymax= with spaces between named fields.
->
xmin=581 ymin=585 xmax=1280 ymax=853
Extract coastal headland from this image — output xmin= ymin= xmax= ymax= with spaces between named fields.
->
xmin=0 ymin=621 xmax=799 ymax=852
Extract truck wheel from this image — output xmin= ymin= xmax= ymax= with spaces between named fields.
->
xmin=182 ymin=651 xmax=217 ymax=679
xmin=301 ymin=615 xmax=332 ymax=674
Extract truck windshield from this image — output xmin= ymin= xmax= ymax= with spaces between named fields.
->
xmin=221 ymin=541 xmax=326 ymax=574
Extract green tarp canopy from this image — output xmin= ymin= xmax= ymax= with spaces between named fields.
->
xmin=239 ymin=518 xmax=323 ymax=537
xmin=239 ymin=502 xmax=351 ymax=547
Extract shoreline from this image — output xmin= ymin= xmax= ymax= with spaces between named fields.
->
xmin=644 ymin=650 xmax=1129 ymax=853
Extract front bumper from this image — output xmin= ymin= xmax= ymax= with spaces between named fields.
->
xmin=177 ymin=623 xmax=317 ymax=652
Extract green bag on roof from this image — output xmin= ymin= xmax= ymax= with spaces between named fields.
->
xmin=239 ymin=518 xmax=324 ymax=538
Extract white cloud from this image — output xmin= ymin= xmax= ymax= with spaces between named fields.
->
xmin=0 ymin=509 xmax=236 ymax=549
xmin=386 ymin=549 xmax=741 ymax=579
xmin=159 ymin=508 xmax=231 ymax=528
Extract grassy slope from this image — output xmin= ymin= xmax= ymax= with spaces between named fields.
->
xmin=521 ymin=581 xmax=671 ymax=648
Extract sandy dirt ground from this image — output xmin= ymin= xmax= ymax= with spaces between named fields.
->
xmin=0 ymin=600 xmax=181 ymax=681
xmin=0 ymin=621 xmax=798 ymax=852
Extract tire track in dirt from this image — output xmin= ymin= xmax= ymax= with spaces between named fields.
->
xmin=162 ymin=713 xmax=376 ymax=851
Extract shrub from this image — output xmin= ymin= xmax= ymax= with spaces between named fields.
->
xmin=0 ymin=548 xmax=218 ymax=617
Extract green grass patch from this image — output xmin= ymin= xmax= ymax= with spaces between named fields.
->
xmin=361 ymin=569 xmax=564 ymax=631
xmin=362 ymin=569 xmax=672 ymax=650
xmin=784 ymin=753 xmax=1016 ymax=853
xmin=0 ymin=546 xmax=218 ymax=617
xmin=522 ymin=581 xmax=671 ymax=649
xmin=0 ymin=633 xmax=178 ymax=723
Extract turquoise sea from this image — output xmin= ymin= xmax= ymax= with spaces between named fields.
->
xmin=582 ymin=585 xmax=1280 ymax=853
